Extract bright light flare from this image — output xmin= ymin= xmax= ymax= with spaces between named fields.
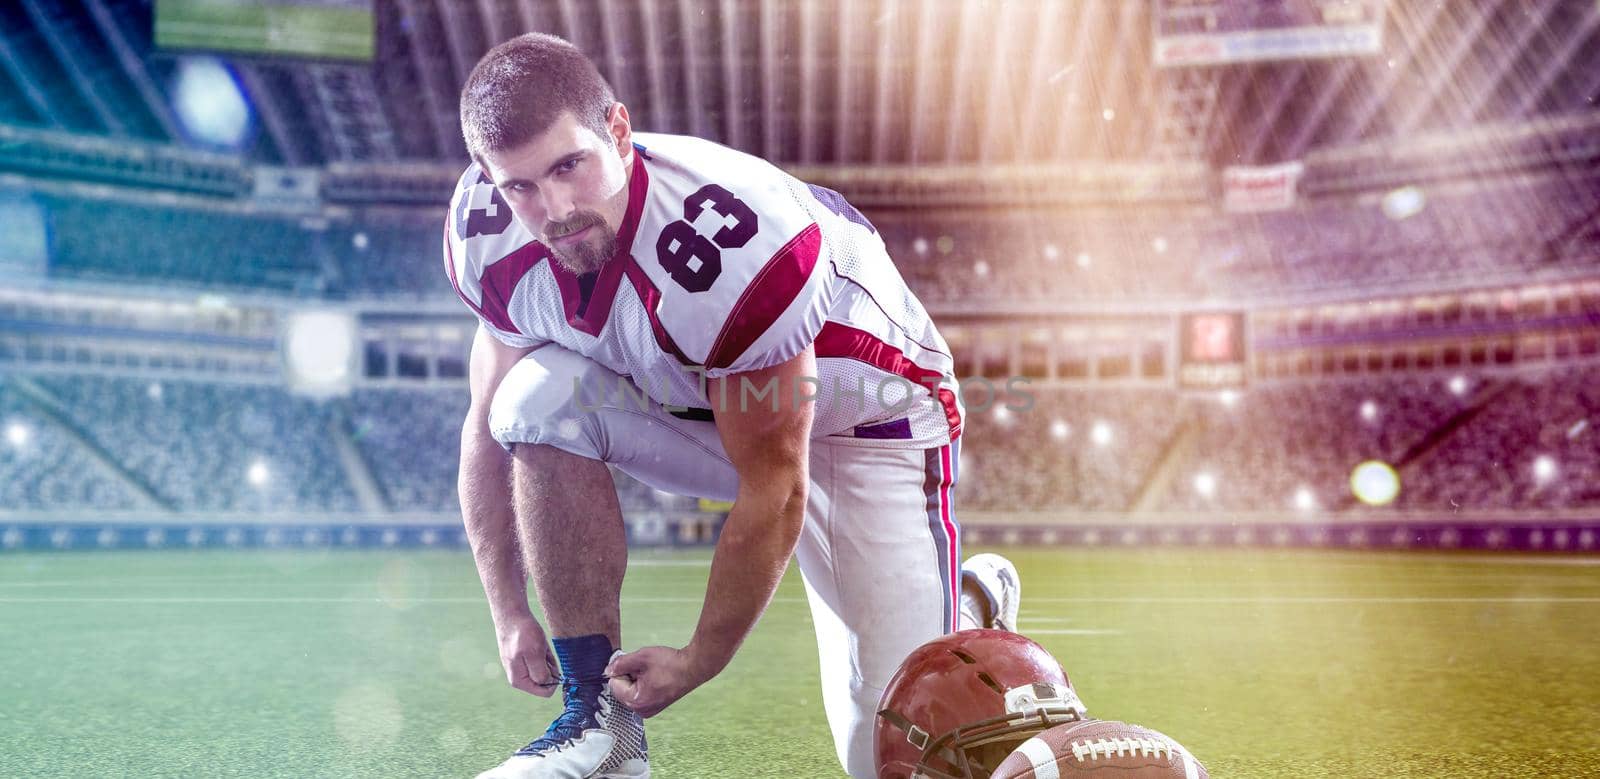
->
xmin=1382 ymin=185 xmax=1427 ymax=221
xmin=5 ymin=421 xmax=29 ymax=447
xmin=1294 ymin=487 xmax=1317 ymax=512
xmin=1533 ymin=455 xmax=1558 ymax=485
xmin=1090 ymin=421 xmax=1112 ymax=447
xmin=1351 ymin=460 xmax=1400 ymax=506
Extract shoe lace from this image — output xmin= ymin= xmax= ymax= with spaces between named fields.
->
xmin=516 ymin=675 xmax=610 ymax=755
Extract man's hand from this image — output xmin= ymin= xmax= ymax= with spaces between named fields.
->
xmin=604 ymin=645 xmax=711 ymax=718
xmin=497 ymin=615 xmax=561 ymax=697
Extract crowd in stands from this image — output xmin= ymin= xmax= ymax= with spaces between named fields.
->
xmin=42 ymin=195 xmax=326 ymax=293
xmin=345 ymin=387 xmax=688 ymax=513
xmin=1402 ymin=364 xmax=1600 ymax=511
xmin=28 ymin=375 xmax=359 ymax=513
xmin=0 ymin=386 xmax=138 ymax=510
xmin=959 ymin=386 xmax=1182 ymax=511
xmin=1216 ymin=173 xmax=1600 ymax=296
xmin=1157 ymin=377 xmax=1464 ymax=513
xmin=7 ymin=366 xmax=1600 ymax=517
xmin=326 ymin=221 xmax=446 ymax=299
xmin=29 ymin=168 xmax=1597 ymax=306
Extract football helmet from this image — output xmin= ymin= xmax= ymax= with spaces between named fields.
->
xmin=875 ymin=630 xmax=1088 ymax=779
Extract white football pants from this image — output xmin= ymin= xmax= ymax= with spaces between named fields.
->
xmin=489 ymin=344 xmax=961 ymax=778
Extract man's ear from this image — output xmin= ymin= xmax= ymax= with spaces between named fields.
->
xmin=607 ymin=102 xmax=633 ymax=157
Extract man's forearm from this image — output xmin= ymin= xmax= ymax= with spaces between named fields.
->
xmin=458 ymin=424 xmax=532 ymax=625
xmin=687 ymin=479 xmax=807 ymax=679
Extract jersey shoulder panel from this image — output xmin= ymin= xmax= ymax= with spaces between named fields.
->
xmin=443 ymin=164 xmax=548 ymax=347
xmin=630 ymin=135 xmax=832 ymax=375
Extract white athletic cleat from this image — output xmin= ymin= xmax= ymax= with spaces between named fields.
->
xmin=474 ymin=681 xmax=649 ymax=779
xmin=961 ymin=553 xmax=1021 ymax=633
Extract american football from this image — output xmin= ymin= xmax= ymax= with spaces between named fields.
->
xmin=991 ymin=720 xmax=1208 ymax=779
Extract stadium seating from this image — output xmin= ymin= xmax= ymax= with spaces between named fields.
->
xmin=42 ymin=194 xmax=325 ymax=293
xmin=0 ymin=386 xmax=141 ymax=510
xmin=31 ymin=375 xmax=359 ymax=513
xmin=10 ymin=366 xmax=1600 ymax=517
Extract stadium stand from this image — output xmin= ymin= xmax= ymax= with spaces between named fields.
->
xmin=31 ymin=375 xmax=360 ymax=513
xmin=346 ymin=386 xmax=694 ymax=513
xmin=326 ymin=219 xmax=446 ymax=298
xmin=1403 ymin=364 xmax=1600 ymax=511
xmin=11 ymin=366 xmax=1600 ymax=517
xmin=0 ymin=385 xmax=141 ymax=510
xmin=42 ymin=194 xmax=327 ymax=292
xmin=345 ymin=387 xmax=466 ymax=512
xmin=959 ymin=386 xmax=1185 ymax=512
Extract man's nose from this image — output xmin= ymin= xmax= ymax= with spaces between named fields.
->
xmin=539 ymin=187 xmax=575 ymax=225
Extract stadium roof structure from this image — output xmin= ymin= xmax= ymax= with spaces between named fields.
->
xmin=0 ymin=0 xmax=1596 ymax=172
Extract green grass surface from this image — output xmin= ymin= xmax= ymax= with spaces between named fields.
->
xmin=2 ymin=547 xmax=1599 ymax=777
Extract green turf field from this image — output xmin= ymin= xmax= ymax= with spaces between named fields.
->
xmin=2 ymin=547 xmax=1599 ymax=778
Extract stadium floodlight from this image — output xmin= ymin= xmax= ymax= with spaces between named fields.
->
xmin=171 ymin=57 xmax=251 ymax=147
xmin=991 ymin=405 xmax=1012 ymax=426
xmin=1042 ymin=243 xmax=1060 ymax=261
xmin=4 ymin=421 xmax=29 ymax=448
xmin=1090 ymin=421 xmax=1113 ymax=447
xmin=1101 ymin=107 xmax=1116 ymax=122
xmin=147 ymin=382 xmax=164 ymax=401
xmin=912 ymin=237 xmax=929 ymax=255
xmin=1350 ymin=460 xmax=1401 ymax=506
xmin=352 ymin=232 xmax=370 ymax=250
xmin=1152 ymin=236 xmax=1169 ymax=254
xmin=1219 ymin=389 xmax=1240 ymax=408
xmin=1076 ymin=252 xmax=1092 ymax=269
xmin=282 ymin=309 xmax=359 ymax=398
xmin=1360 ymin=400 xmax=1379 ymax=422
xmin=1448 ymin=375 xmax=1468 ymax=397
xmin=1049 ymin=419 xmax=1071 ymax=441
xmin=1533 ymin=455 xmax=1558 ymax=485
xmin=247 ymin=460 xmax=271 ymax=488
xmin=1193 ymin=472 xmax=1217 ymax=498
xmin=973 ymin=260 xmax=990 ymax=278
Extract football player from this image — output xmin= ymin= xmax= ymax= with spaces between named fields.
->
xmin=448 ymin=33 xmax=1018 ymax=779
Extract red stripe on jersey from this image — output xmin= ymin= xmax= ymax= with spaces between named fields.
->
xmin=939 ymin=444 xmax=959 ymax=630
xmin=704 ymin=222 xmax=822 ymax=371
xmin=551 ymin=154 xmax=653 ymax=336
xmin=444 ymin=154 xmax=652 ymax=340
xmin=813 ymin=322 xmax=963 ymax=439
xmin=443 ymin=215 xmax=548 ymax=337
xmin=623 ymin=258 xmax=693 ymax=366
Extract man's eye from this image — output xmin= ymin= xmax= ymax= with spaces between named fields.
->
xmin=558 ymin=159 xmax=579 ymax=174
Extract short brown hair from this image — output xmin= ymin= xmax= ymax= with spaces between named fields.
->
xmin=459 ymin=33 xmax=616 ymax=162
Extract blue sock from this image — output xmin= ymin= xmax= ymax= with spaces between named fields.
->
xmin=551 ymin=633 xmax=614 ymax=682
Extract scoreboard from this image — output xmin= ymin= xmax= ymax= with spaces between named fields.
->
xmin=155 ymin=0 xmax=375 ymax=61
xmin=1177 ymin=311 xmax=1249 ymax=391
xmin=1154 ymin=0 xmax=1386 ymax=67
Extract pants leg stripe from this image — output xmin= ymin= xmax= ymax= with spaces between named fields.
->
xmin=923 ymin=442 xmax=961 ymax=633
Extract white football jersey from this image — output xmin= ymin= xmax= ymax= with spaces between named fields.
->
xmin=444 ymin=132 xmax=961 ymax=448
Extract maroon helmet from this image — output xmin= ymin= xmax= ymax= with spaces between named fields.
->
xmin=875 ymin=630 xmax=1088 ymax=779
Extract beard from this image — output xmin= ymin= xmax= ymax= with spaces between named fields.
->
xmin=544 ymin=211 xmax=616 ymax=275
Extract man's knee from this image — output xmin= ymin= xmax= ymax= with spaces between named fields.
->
xmin=488 ymin=345 xmax=614 ymax=458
